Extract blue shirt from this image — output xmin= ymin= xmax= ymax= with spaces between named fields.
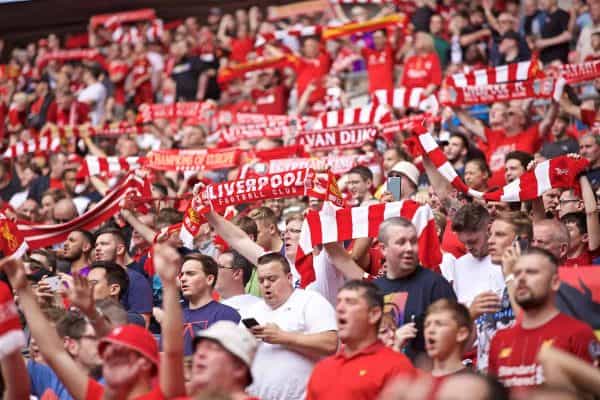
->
xmin=28 ymin=360 xmax=104 ymax=400
xmin=122 ymin=268 xmax=153 ymax=314
xmin=182 ymin=300 xmax=240 ymax=355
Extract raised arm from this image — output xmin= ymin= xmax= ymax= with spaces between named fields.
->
xmin=153 ymin=244 xmax=186 ymax=398
xmin=206 ymin=209 xmax=264 ymax=265
xmin=580 ymin=174 xmax=600 ymax=251
xmin=422 ymin=156 xmax=453 ymax=202
xmin=453 ymin=108 xmax=487 ymax=142
xmin=538 ymin=100 xmax=560 ymax=138
xmin=120 ymin=209 xmax=158 ymax=244
xmin=324 ymin=241 xmax=367 ymax=280
xmin=2 ymin=258 xmax=88 ymax=400
xmin=1 ymin=351 xmax=29 ymax=400
xmin=538 ymin=346 xmax=600 ymax=396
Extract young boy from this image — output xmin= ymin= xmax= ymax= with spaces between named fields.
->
xmin=424 ymin=299 xmax=473 ymax=385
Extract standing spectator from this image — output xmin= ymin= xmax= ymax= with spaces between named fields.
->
xmin=170 ymin=40 xmax=214 ymax=102
xmin=324 ymin=217 xmax=456 ymax=360
xmin=361 ymin=29 xmax=397 ymax=94
xmin=77 ymin=64 xmax=106 ymax=125
xmin=579 ymin=133 xmax=600 ymax=192
xmin=60 ymin=229 xmax=93 ymax=275
xmin=521 ymin=0 xmax=544 ymax=37
xmin=250 ymin=70 xmax=290 ymax=115
xmin=93 ymin=228 xmax=153 ymax=327
xmin=215 ymin=250 xmax=260 ymax=315
xmin=346 ymin=165 xmax=375 ymax=206
xmin=400 ymin=32 xmax=442 ymax=97
xmin=488 ymin=248 xmax=597 ymax=390
xmin=534 ymin=0 xmax=572 ymax=64
xmin=464 ymin=158 xmax=490 ymax=192
xmin=306 ymin=280 xmax=416 ymax=399
xmin=131 ymin=42 xmax=153 ymax=106
xmin=443 ymin=133 xmax=469 ymax=178
xmin=46 ymin=89 xmax=90 ymax=126
xmin=450 ymin=204 xmax=505 ymax=307
xmin=539 ymin=113 xmax=580 ymax=159
xmin=504 ymin=151 xmax=533 ymax=183
xmin=576 ymin=0 xmax=600 ymax=62
xmin=430 ymin=14 xmax=450 ymax=68
xmin=244 ymin=253 xmax=338 ymax=400
xmin=178 ymin=253 xmax=240 ymax=356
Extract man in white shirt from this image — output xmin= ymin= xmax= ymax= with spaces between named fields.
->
xmin=77 ymin=65 xmax=107 ymax=125
xmin=450 ymin=203 xmax=505 ymax=307
xmin=244 ymin=252 xmax=338 ymax=400
xmin=216 ymin=249 xmax=260 ymax=316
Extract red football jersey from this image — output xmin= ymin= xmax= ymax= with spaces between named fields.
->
xmin=401 ymin=52 xmax=442 ymax=90
xmin=251 ymin=84 xmax=289 ymax=115
xmin=362 ymin=45 xmax=394 ymax=94
xmin=488 ymin=312 xmax=596 ymax=390
xmin=293 ymin=52 xmax=331 ymax=105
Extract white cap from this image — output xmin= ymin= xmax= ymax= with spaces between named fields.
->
xmin=193 ymin=321 xmax=258 ymax=375
xmin=390 ymin=161 xmax=420 ymax=187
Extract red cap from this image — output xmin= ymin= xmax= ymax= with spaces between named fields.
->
xmin=98 ymin=325 xmax=159 ymax=367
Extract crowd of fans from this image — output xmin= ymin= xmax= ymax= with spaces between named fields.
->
xmin=0 ymin=0 xmax=598 ymax=399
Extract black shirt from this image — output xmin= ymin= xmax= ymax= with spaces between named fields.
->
xmin=171 ymin=56 xmax=218 ymax=102
xmin=0 ymin=166 xmax=22 ymax=202
xmin=374 ymin=266 xmax=456 ymax=360
xmin=540 ymin=8 xmax=570 ymax=64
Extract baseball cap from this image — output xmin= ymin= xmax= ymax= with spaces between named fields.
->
xmin=193 ymin=321 xmax=258 ymax=379
xmin=390 ymin=161 xmax=420 ymax=187
xmin=98 ymin=324 xmax=159 ymax=367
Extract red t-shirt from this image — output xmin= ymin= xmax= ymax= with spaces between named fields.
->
xmin=564 ymin=247 xmax=600 ymax=267
xmin=230 ymin=37 xmax=254 ymax=63
xmin=251 ymin=85 xmax=289 ymax=115
xmin=401 ymin=52 xmax=442 ymax=89
xmin=580 ymin=108 xmax=598 ymax=129
xmin=362 ymin=45 xmax=394 ymax=94
xmin=85 ymin=379 xmax=165 ymax=400
xmin=46 ymin=101 xmax=90 ymax=126
xmin=484 ymin=124 xmax=543 ymax=188
xmin=109 ymin=60 xmax=130 ymax=105
xmin=132 ymin=57 xmax=154 ymax=106
xmin=306 ymin=341 xmax=416 ymax=400
xmin=293 ymin=52 xmax=331 ymax=105
xmin=488 ymin=312 xmax=596 ymax=390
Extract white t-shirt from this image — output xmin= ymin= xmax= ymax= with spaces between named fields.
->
xmin=452 ymin=253 xmax=505 ymax=306
xmin=221 ymin=293 xmax=260 ymax=318
xmin=439 ymin=251 xmax=456 ymax=284
xmin=246 ymin=289 xmax=337 ymax=400
xmin=78 ymin=82 xmax=106 ymax=125
xmin=306 ymin=249 xmax=346 ymax=306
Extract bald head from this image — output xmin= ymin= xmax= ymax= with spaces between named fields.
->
xmin=53 ymin=198 xmax=78 ymax=223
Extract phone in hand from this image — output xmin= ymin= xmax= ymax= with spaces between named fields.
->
xmin=44 ymin=276 xmax=62 ymax=292
xmin=387 ymin=177 xmax=402 ymax=201
xmin=242 ymin=318 xmax=260 ymax=329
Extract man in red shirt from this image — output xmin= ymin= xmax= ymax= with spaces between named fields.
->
xmin=453 ymin=100 xmax=559 ymax=188
xmin=306 ymin=280 xmax=416 ymax=400
xmin=361 ymin=29 xmax=396 ymax=94
xmin=250 ymin=70 xmax=290 ymax=115
xmin=488 ymin=248 xmax=597 ymax=390
xmin=561 ymin=212 xmax=600 ymax=267
xmin=46 ymin=89 xmax=90 ymax=126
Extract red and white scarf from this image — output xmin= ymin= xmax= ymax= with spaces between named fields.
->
xmin=217 ymin=55 xmax=295 ymax=84
xmin=296 ymin=200 xmax=441 ymax=287
xmin=77 ymin=156 xmax=141 ymax=178
xmin=444 ymin=59 xmax=542 ymax=87
xmin=2 ymin=133 xmax=61 ymax=159
xmin=17 ymin=173 xmax=149 ymax=249
xmin=142 ymin=148 xmax=241 ymax=171
xmin=90 ymin=8 xmax=156 ymax=29
xmin=36 ymin=49 xmax=107 ymax=70
xmin=312 ymin=104 xmax=392 ymax=130
xmin=413 ymin=122 xmax=590 ymax=202
xmin=0 ymin=213 xmax=27 ymax=259
xmin=240 ymin=153 xmax=377 ymax=178
xmin=137 ymin=101 xmax=215 ymax=123
xmin=372 ymin=87 xmax=440 ymax=113
xmin=217 ymin=124 xmax=293 ymax=146
xmin=439 ymin=77 xmax=566 ymax=106
xmin=296 ymin=124 xmax=378 ymax=150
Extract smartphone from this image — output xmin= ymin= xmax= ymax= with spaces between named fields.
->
xmin=44 ymin=276 xmax=62 ymax=292
xmin=242 ymin=318 xmax=260 ymax=329
xmin=387 ymin=177 xmax=402 ymax=201
xmin=513 ymin=237 xmax=529 ymax=251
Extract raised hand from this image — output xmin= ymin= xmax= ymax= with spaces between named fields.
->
xmin=66 ymin=273 xmax=95 ymax=316
xmin=152 ymin=243 xmax=182 ymax=285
